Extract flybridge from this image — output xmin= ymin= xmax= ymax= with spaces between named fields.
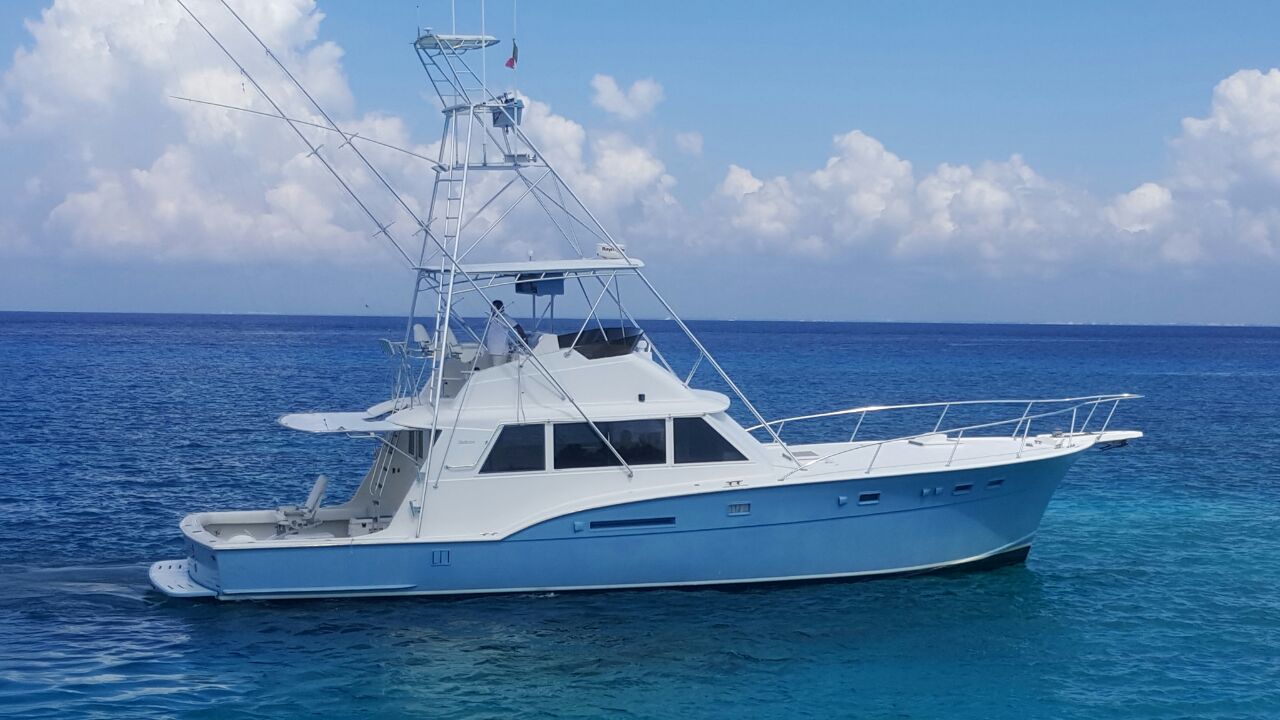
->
xmin=397 ymin=15 xmax=792 ymax=472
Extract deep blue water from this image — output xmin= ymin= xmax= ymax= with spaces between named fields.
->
xmin=1 ymin=312 xmax=1278 ymax=719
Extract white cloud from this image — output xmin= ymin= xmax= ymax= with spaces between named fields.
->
xmin=1174 ymin=68 xmax=1280 ymax=195
xmin=6 ymin=0 xmax=1280 ymax=280
xmin=675 ymin=131 xmax=702 ymax=156
xmin=1105 ymin=182 xmax=1172 ymax=233
xmin=0 ymin=0 xmax=676 ymax=267
xmin=590 ymin=74 xmax=663 ymax=120
xmin=718 ymin=164 xmax=763 ymax=199
xmin=520 ymin=97 xmax=677 ymax=242
xmin=810 ymin=130 xmax=915 ymax=240
xmin=710 ymin=67 xmax=1280 ymax=268
xmin=1102 ymin=68 xmax=1280 ymax=262
xmin=710 ymin=133 xmax=1089 ymax=263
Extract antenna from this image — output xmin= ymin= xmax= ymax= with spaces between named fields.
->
xmin=506 ymin=0 xmax=512 ymax=96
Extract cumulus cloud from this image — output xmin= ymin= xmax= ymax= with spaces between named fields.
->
xmin=1099 ymin=68 xmax=1280 ymax=262
xmin=0 ymin=0 xmax=676 ymax=268
xmin=5 ymin=0 xmax=1280 ymax=279
xmin=675 ymin=131 xmax=703 ymax=156
xmin=1105 ymin=182 xmax=1172 ymax=234
xmin=1165 ymin=68 xmax=1280 ymax=259
xmin=711 ymin=69 xmax=1280 ymax=268
xmin=590 ymin=74 xmax=663 ymax=120
xmin=717 ymin=165 xmax=796 ymax=240
xmin=500 ymin=97 xmax=676 ymax=248
xmin=709 ymin=131 xmax=1091 ymax=264
xmin=1 ymin=0 xmax=403 ymax=263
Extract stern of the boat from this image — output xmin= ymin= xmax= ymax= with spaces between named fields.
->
xmin=149 ymin=558 xmax=216 ymax=598
xmin=149 ymin=513 xmax=227 ymax=598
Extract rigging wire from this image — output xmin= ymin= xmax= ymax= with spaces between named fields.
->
xmin=172 ymin=0 xmax=416 ymax=268
xmin=168 ymin=95 xmax=440 ymax=164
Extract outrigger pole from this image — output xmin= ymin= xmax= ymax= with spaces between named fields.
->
xmin=173 ymin=0 xmax=416 ymax=269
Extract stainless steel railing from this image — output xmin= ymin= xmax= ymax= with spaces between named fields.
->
xmin=744 ymin=393 xmax=1141 ymax=480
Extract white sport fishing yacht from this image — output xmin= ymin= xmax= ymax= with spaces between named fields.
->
xmin=151 ymin=4 xmax=1141 ymax=600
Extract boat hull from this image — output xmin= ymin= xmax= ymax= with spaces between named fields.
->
xmin=154 ymin=453 xmax=1079 ymax=600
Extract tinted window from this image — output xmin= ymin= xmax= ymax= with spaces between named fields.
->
xmin=480 ymin=424 xmax=545 ymax=473
xmin=403 ymin=429 xmax=441 ymax=462
xmin=674 ymin=417 xmax=746 ymax=463
xmin=554 ymin=419 xmax=666 ymax=469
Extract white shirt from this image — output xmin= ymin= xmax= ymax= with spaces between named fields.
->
xmin=484 ymin=309 xmax=511 ymax=355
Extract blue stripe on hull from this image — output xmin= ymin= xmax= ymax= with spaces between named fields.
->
xmin=188 ymin=454 xmax=1077 ymax=600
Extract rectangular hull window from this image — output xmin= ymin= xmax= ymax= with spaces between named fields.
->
xmin=589 ymin=517 xmax=676 ymax=530
xmin=480 ymin=424 xmax=546 ymax=473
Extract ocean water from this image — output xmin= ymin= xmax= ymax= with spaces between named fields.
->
xmin=1 ymin=312 xmax=1278 ymax=719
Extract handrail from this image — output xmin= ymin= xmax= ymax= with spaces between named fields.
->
xmin=746 ymin=393 xmax=1141 ymax=432
xmin=766 ymin=394 xmax=1141 ymax=481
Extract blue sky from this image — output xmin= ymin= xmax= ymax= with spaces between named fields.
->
xmin=314 ymin=0 xmax=1280 ymax=197
xmin=2 ymin=1 xmax=1280 ymax=323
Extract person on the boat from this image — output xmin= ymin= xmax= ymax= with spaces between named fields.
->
xmin=484 ymin=299 xmax=525 ymax=365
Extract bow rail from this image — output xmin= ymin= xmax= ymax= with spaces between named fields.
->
xmin=744 ymin=394 xmax=1142 ymax=480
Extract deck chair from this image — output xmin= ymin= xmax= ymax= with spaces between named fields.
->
xmin=275 ymin=474 xmax=328 ymax=533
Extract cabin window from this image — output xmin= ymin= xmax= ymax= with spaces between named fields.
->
xmin=608 ymin=419 xmax=666 ymax=465
xmin=397 ymin=429 xmax=441 ymax=463
xmin=479 ymin=424 xmax=546 ymax=474
xmin=553 ymin=419 xmax=666 ymax=469
xmin=673 ymin=417 xmax=746 ymax=464
xmin=407 ymin=431 xmax=428 ymax=461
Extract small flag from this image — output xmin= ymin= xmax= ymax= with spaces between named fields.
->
xmin=505 ymin=39 xmax=518 ymax=69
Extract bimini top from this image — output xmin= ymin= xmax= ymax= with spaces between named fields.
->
xmin=414 ymin=32 xmax=499 ymax=52
xmin=420 ymin=257 xmax=644 ymax=277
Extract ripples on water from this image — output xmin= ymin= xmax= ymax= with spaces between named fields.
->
xmin=1 ymin=313 xmax=1278 ymax=718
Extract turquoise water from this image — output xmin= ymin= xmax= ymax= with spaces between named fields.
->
xmin=1 ymin=312 xmax=1277 ymax=718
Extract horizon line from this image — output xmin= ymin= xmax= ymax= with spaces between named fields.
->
xmin=0 ymin=308 xmax=1276 ymax=329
